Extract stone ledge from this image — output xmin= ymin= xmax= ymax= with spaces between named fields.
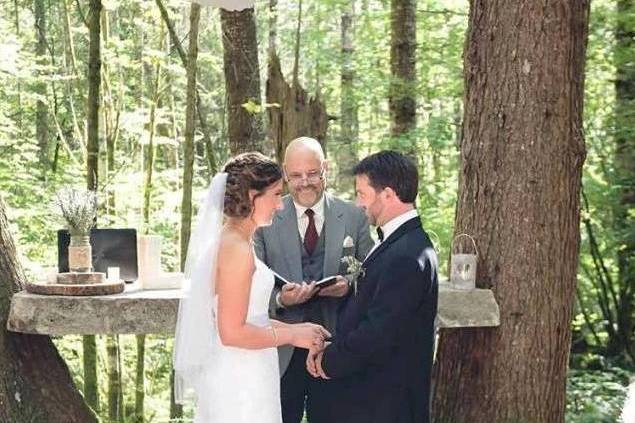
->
xmin=437 ymin=282 xmax=500 ymax=328
xmin=7 ymin=281 xmax=499 ymax=335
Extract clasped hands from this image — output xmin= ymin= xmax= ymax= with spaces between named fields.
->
xmin=279 ymin=275 xmax=348 ymax=306
xmin=306 ymin=342 xmax=331 ymax=379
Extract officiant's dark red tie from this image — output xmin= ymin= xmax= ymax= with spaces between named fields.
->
xmin=304 ymin=209 xmax=318 ymax=255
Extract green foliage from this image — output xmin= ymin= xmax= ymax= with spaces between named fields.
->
xmin=566 ymin=356 xmax=632 ymax=423
xmin=54 ymin=335 xmax=196 ymax=422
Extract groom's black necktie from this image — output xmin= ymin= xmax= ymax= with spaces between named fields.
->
xmin=377 ymin=227 xmax=384 ymax=242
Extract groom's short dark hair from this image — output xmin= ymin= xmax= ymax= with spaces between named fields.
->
xmin=353 ymin=150 xmax=418 ymax=203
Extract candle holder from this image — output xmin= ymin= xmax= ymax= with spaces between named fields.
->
xmin=450 ymin=234 xmax=478 ymax=290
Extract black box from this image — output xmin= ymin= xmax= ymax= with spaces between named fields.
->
xmin=57 ymin=228 xmax=138 ymax=282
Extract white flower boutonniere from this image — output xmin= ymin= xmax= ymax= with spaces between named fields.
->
xmin=342 ymin=235 xmax=354 ymax=249
xmin=341 ymin=255 xmax=364 ymax=295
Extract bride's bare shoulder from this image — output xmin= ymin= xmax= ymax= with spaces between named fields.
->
xmin=217 ymin=227 xmax=254 ymax=266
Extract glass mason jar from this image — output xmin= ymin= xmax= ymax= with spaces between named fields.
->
xmin=68 ymin=235 xmax=92 ymax=273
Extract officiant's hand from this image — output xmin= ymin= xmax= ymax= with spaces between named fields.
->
xmin=280 ymin=281 xmax=318 ymax=306
xmin=317 ymin=276 xmax=349 ymax=298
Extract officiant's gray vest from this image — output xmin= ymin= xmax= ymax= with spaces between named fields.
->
xmin=300 ymin=229 xmax=327 ymax=326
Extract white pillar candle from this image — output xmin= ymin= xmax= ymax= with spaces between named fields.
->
xmin=107 ymin=266 xmax=120 ymax=282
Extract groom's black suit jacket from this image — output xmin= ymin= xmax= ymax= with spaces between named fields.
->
xmin=319 ymin=216 xmax=438 ymax=423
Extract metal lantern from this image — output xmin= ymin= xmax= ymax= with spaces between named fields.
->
xmin=450 ymin=234 xmax=478 ymax=290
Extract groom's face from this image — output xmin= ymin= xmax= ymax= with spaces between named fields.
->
xmin=355 ymin=174 xmax=384 ymax=226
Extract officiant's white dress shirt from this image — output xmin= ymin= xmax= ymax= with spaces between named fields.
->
xmin=293 ymin=195 xmax=325 ymax=241
xmin=366 ymin=209 xmax=419 ymax=260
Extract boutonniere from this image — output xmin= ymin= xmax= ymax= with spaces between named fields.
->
xmin=341 ymin=255 xmax=364 ymax=295
xmin=342 ymin=235 xmax=354 ymax=249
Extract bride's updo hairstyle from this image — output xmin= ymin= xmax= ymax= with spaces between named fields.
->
xmin=223 ymin=152 xmax=282 ymax=218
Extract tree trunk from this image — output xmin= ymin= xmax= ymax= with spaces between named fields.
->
xmin=173 ymin=4 xmax=200 ymax=420
xmin=84 ymin=0 xmax=102 ymax=413
xmin=34 ymin=0 xmax=50 ymax=171
xmin=432 ymin=2 xmax=590 ymax=422
xmin=337 ymin=1 xmax=358 ymax=194
xmin=220 ymin=7 xmax=263 ymax=155
xmin=101 ymin=9 xmax=121 ymax=215
xmin=610 ymin=0 xmax=635 ymax=360
xmin=134 ymin=334 xmax=146 ymax=423
xmin=137 ymin=23 xmax=166 ymax=423
xmin=266 ymin=52 xmax=329 ymax=165
xmin=268 ymin=0 xmax=278 ymax=54
xmin=266 ymin=0 xmax=328 ymax=163
xmin=155 ymin=0 xmax=217 ymax=176
xmin=61 ymin=0 xmax=85 ymax=155
xmin=106 ymin=335 xmax=123 ymax=422
xmin=143 ymin=36 xmax=163 ymax=233
xmin=389 ymin=0 xmax=416 ymax=149
xmin=180 ymin=2 xmax=199 ymax=279
xmin=0 ymin=196 xmax=97 ymax=422
xmin=14 ymin=0 xmax=22 ymax=134
xmin=86 ymin=0 xmax=102 ymax=192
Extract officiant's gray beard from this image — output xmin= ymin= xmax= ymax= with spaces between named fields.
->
xmin=290 ymin=183 xmax=323 ymax=207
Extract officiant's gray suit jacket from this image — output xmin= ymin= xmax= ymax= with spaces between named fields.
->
xmin=254 ymin=193 xmax=373 ymax=376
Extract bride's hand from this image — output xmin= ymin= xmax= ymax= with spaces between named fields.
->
xmin=290 ymin=323 xmax=331 ymax=350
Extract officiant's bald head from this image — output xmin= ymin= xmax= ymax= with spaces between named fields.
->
xmin=283 ymin=137 xmax=327 ymax=207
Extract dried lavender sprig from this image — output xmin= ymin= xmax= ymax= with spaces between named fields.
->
xmin=54 ymin=188 xmax=97 ymax=236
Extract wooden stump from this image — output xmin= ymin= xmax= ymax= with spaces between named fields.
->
xmin=25 ymin=281 xmax=124 ymax=296
xmin=56 ymin=272 xmax=105 ymax=285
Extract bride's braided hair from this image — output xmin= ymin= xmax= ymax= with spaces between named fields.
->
xmin=223 ymin=152 xmax=282 ymax=218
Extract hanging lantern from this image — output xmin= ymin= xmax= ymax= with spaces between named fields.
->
xmin=450 ymin=234 xmax=478 ymax=290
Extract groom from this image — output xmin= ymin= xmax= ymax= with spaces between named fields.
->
xmin=306 ymin=150 xmax=438 ymax=423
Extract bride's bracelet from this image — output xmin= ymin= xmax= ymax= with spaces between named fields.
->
xmin=269 ymin=325 xmax=278 ymax=345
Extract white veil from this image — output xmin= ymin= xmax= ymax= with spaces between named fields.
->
xmin=173 ymin=172 xmax=227 ymax=404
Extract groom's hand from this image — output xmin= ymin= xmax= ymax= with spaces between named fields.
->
xmin=306 ymin=343 xmax=331 ymax=379
xmin=280 ymin=281 xmax=318 ymax=306
xmin=306 ymin=347 xmax=320 ymax=377
xmin=317 ymin=276 xmax=349 ymax=298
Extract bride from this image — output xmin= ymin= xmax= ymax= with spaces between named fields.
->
xmin=173 ymin=152 xmax=330 ymax=422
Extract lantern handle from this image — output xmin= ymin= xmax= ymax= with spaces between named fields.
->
xmin=426 ymin=230 xmax=442 ymax=255
xmin=451 ymin=233 xmax=478 ymax=256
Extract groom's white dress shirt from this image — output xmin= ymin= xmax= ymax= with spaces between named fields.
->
xmin=365 ymin=208 xmax=419 ymax=260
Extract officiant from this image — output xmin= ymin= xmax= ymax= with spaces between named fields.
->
xmin=254 ymin=137 xmax=373 ymax=423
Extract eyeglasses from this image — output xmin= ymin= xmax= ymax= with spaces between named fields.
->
xmin=285 ymin=169 xmax=325 ymax=185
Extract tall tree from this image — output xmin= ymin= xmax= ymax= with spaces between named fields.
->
xmin=389 ymin=0 xmax=416 ymax=152
xmin=86 ymin=0 xmax=102 ymax=192
xmin=266 ymin=0 xmax=329 ymax=164
xmin=34 ymin=0 xmax=49 ymax=171
xmin=220 ymin=7 xmax=263 ymax=154
xmin=611 ymin=0 xmax=635 ymax=360
xmin=84 ymin=0 xmax=102 ymax=413
xmin=173 ymin=3 xmax=201 ymax=420
xmin=156 ymin=0 xmax=217 ymax=176
xmin=432 ymin=1 xmax=590 ymax=422
xmin=268 ymin=0 xmax=278 ymax=54
xmin=0 ymin=196 xmax=97 ymax=422
xmin=336 ymin=0 xmax=358 ymax=193
xmin=14 ymin=0 xmax=22 ymax=134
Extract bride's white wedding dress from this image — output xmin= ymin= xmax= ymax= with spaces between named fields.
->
xmin=194 ymin=257 xmax=282 ymax=423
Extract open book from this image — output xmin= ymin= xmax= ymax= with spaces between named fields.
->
xmin=271 ymin=269 xmax=338 ymax=290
